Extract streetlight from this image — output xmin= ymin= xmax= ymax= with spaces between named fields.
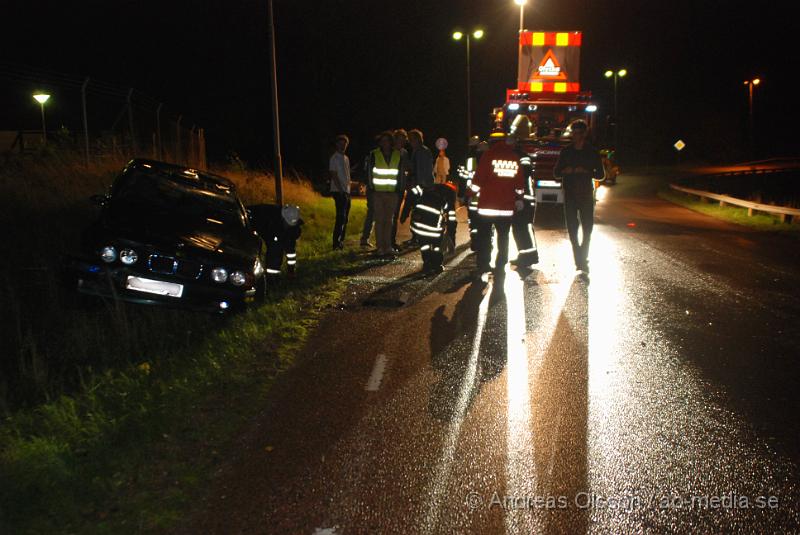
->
xmin=453 ymin=28 xmax=484 ymax=145
xmin=603 ymin=69 xmax=627 ymax=148
xmin=744 ymin=78 xmax=761 ymax=157
xmin=514 ymin=0 xmax=527 ymax=34
xmin=33 ymin=93 xmax=50 ymax=145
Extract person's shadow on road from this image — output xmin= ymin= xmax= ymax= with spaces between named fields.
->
xmin=531 ymin=279 xmax=590 ymax=533
xmin=428 ymin=277 xmax=509 ymax=422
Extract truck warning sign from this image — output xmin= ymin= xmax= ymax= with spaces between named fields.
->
xmin=518 ymin=31 xmax=582 ymax=93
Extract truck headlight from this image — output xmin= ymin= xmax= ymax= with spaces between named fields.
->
xmin=211 ymin=267 xmax=228 ymax=283
xmin=120 ymin=249 xmax=138 ymax=265
xmin=230 ymin=271 xmax=247 ymax=286
xmin=101 ymin=245 xmax=117 ymax=263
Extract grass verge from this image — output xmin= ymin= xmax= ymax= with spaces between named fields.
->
xmin=659 ymin=188 xmax=800 ymax=235
xmin=0 ymin=151 xmax=369 ymax=533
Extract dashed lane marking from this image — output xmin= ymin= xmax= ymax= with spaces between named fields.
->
xmin=365 ymin=353 xmax=389 ymax=391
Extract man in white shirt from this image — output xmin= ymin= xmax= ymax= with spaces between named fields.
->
xmin=329 ymin=134 xmax=352 ymax=250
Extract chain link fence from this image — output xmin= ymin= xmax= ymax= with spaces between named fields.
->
xmin=0 ymin=61 xmax=206 ymax=169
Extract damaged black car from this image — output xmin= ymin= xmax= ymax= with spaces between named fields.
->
xmin=64 ymin=159 xmax=268 ymax=312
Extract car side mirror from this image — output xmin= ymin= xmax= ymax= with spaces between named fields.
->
xmin=90 ymin=194 xmax=107 ymax=207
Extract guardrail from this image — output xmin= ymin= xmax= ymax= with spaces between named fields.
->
xmin=706 ymin=166 xmax=799 ymax=178
xmin=669 ymin=183 xmax=800 ymax=223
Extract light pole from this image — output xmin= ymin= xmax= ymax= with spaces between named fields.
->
xmin=33 ymin=93 xmax=50 ymax=145
xmin=603 ymin=68 xmax=627 ymax=148
xmin=453 ymin=29 xmax=484 ymax=145
xmin=268 ymin=0 xmax=284 ymax=205
xmin=514 ymin=0 xmax=527 ymax=34
xmin=743 ymin=78 xmax=761 ymax=158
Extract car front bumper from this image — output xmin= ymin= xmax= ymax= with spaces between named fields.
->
xmin=64 ymin=256 xmax=256 ymax=313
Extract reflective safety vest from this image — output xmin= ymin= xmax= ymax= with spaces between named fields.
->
xmin=371 ymin=149 xmax=401 ymax=192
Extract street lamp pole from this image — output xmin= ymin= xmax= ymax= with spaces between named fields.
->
xmin=466 ymin=33 xmax=472 ymax=142
xmin=33 ymin=93 xmax=50 ymax=145
xmin=744 ymin=78 xmax=761 ymax=158
xmin=604 ymin=69 xmax=627 ymax=149
xmin=514 ymin=0 xmax=527 ymax=34
xmin=453 ymin=29 xmax=483 ymax=145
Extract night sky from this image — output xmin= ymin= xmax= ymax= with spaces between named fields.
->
xmin=1 ymin=0 xmax=794 ymax=176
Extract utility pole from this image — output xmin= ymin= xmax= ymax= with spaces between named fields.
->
xmin=176 ymin=114 xmax=182 ymax=164
xmin=156 ymin=103 xmax=163 ymax=160
xmin=81 ymin=77 xmax=90 ymax=167
xmin=126 ymin=88 xmax=137 ymax=156
xmin=268 ymin=0 xmax=284 ymax=205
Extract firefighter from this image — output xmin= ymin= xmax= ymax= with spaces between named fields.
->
xmin=472 ymin=119 xmax=529 ymax=276
xmin=509 ymin=116 xmax=539 ymax=268
xmin=463 ymin=140 xmax=489 ymax=252
xmin=409 ymin=179 xmax=458 ymax=274
xmin=248 ymin=204 xmax=303 ymax=280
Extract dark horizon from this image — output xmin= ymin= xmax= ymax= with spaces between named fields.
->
xmin=1 ymin=0 xmax=794 ymax=176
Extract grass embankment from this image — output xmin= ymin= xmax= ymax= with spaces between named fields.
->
xmin=659 ymin=188 xmax=800 ymax=235
xmin=0 ymin=152 xmax=366 ymax=533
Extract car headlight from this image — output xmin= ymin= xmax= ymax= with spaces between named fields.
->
xmin=230 ymin=271 xmax=247 ymax=286
xmin=211 ymin=267 xmax=228 ymax=283
xmin=120 ymin=248 xmax=138 ymax=265
xmin=101 ymin=245 xmax=117 ymax=263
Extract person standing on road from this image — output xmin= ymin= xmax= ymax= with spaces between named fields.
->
xmin=329 ymin=134 xmax=351 ymax=250
xmin=390 ymin=129 xmax=411 ymax=251
xmin=508 ymin=116 xmax=539 ymax=268
xmin=553 ymin=120 xmax=604 ymax=273
xmin=472 ymin=126 xmax=529 ymax=276
xmin=409 ymin=179 xmax=458 ymax=274
xmin=367 ymin=131 xmax=404 ymax=257
xmin=401 ymin=129 xmax=434 ymax=244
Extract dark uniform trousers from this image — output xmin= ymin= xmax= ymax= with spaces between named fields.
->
xmin=264 ymin=232 xmax=297 ymax=277
xmin=563 ymin=186 xmax=594 ymax=267
xmin=511 ymin=203 xmax=537 ymax=265
xmin=476 ymin=216 xmax=512 ymax=271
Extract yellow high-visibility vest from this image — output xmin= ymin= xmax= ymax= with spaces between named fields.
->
xmin=371 ymin=149 xmax=401 ymax=192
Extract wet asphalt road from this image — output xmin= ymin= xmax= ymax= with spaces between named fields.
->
xmin=178 ymin=171 xmax=800 ymax=534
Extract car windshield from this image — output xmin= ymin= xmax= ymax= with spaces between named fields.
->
xmin=505 ymin=104 xmax=592 ymax=141
xmin=111 ymin=169 xmax=245 ymax=228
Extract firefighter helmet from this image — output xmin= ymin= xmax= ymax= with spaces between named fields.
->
xmin=281 ymin=205 xmax=300 ymax=226
xmin=508 ymin=115 xmax=532 ymax=141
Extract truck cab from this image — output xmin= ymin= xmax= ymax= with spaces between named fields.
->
xmin=494 ymin=91 xmax=598 ymax=204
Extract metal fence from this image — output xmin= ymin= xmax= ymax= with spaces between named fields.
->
xmin=0 ymin=62 xmax=206 ymax=169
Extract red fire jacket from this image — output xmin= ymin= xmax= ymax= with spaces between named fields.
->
xmin=472 ymin=142 xmax=526 ymax=217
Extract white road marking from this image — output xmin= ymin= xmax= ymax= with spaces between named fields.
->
xmin=365 ymin=354 xmax=388 ymax=391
